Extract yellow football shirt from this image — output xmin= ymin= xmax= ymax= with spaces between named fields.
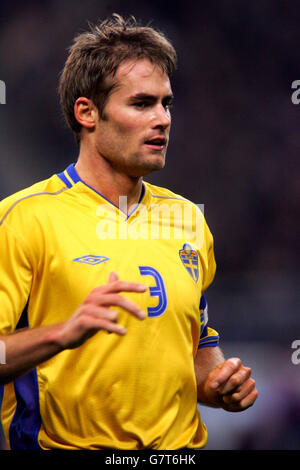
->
xmin=0 ymin=163 xmax=219 ymax=449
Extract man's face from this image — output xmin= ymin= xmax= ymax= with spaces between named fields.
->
xmin=94 ymin=58 xmax=173 ymax=177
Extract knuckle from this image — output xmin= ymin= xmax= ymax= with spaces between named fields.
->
xmin=102 ymin=293 xmax=120 ymax=307
xmin=229 ymin=376 xmax=239 ymax=388
xmin=111 ymin=292 xmax=121 ymax=301
xmin=249 ymin=378 xmax=256 ymax=387
xmin=240 ymin=369 xmax=249 ymax=382
xmin=230 ymin=393 xmax=240 ymax=403
xmin=76 ymin=315 xmax=89 ymax=330
xmin=85 ymin=303 xmax=97 ymax=315
xmin=79 ymin=304 xmax=91 ymax=316
xmin=90 ymin=286 xmax=101 ymax=296
xmin=112 ymin=294 xmax=123 ymax=306
xmin=108 ymin=310 xmax=118 ymax=321
xmin=243 ymin=366 xmax=252 ymax=377
xmin=229 ymin=357 xmax=242 ymax=368
xmin=82 ymin=296 xmax=92 ymax=305
xmin=83 ymin=290 xmax=100 ymax=304
xmin=112 ymin=280 xmax=122 ymax=290
xmin=246 ymin=378 xmax=256 ymax=392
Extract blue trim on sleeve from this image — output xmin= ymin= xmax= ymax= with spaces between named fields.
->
xmin=198 ymin=341 xmax=219 ymax=349
xmin=198 ymin=335 xmax=219 ymax=349
xmin=200 ymin=294 xmax=207 ymax=310
xmin=200 ymin=325 xmax=208 ymax=339
xmin=9 ymin=305 xmax=42 ymax=450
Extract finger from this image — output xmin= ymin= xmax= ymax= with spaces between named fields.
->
xmin=239 ymin=387 xmax=258 ymax=409
xmin=223 ymin=386 xmax=258 ymax=411
xmin=211 ymin=358 xmax=242 ymax=389
xmin=222 ymin=378 xmax=256 ymax=404
xmin=219 ymin=367 xmax=251 ymax=395
xmin=81 ymin=304 xmax=119 ymax=321
xmin=108 ymin=272 xmax=119 ymax=283
xmin=82 ymin=314 xmax=127 ymax=336
xmin=95 ymin=281 xmax=148 ymax=295
xmin=98 ymin=293 xmax=147 ymax=319
xmin=89 ymin=307 xmax=119 ymax=323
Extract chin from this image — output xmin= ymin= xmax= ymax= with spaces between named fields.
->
xmin=132 ymin=158 xmax=166 ymax=177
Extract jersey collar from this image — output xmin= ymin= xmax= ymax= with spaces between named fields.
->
xmin=58 ymin=163 xmax=147 ymax=221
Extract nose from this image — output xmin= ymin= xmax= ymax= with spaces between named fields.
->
xmin=152 ymin=104 xmax=171 ymax=130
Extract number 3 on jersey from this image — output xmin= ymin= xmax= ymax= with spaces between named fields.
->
xmin=139 ymin=266 xmax=167 ymax=317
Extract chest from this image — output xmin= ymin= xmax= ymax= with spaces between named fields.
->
xmin=31 ymin=203 xmax=204 ymax=333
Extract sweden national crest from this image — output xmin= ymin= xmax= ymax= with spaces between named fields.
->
xmin=179 ymin=243 xmax=199 ymax=282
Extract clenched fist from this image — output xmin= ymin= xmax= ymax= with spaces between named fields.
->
xmin=203 ymin=357 xmax=258 ymax=412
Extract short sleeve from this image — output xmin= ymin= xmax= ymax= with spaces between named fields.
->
xmin=0 ymin=222 xmax=32 ymax=334
xmin=198 ymin=294 xmax=219 ymax=349
xmin=201 ymin=220 xmax=216 ymax=293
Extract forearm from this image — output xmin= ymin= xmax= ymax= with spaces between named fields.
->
xmin=194 ymin=347 xmax=258 ymax=412
xmin=194 ymin=346 xmax=225 ymax=406
xmin=0 ymin=275 xmax=148 ymax=386
xmin=0 ymin=324 xmax=64 ymax=385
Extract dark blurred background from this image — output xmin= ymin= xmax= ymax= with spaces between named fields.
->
xmin=0 ymin=0 xmax=299 ymax=450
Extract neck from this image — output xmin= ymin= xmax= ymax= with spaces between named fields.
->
xmin=75 ymin=147 xmax=143 ymax=214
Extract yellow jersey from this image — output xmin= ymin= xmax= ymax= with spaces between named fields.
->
xmin=0 ymin=163 xmax=219 ymax=450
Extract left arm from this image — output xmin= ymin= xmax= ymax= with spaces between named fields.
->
xmin=194 ymin=346 xmax=258 ymax=412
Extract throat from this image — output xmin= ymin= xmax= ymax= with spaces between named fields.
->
xmin=74 ymin=159 xmax=143 ymax=213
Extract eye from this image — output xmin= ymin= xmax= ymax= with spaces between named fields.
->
xmin=163 ymin=101 xmax=173 ymax=111
xmin=133 ymin=101 xmax=148 ymax=109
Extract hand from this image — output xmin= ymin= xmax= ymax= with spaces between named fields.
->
xmin=56 ymin=272 xmax=147 ymax=349
xmin=203 ymin=357 xmax=258 ymax=412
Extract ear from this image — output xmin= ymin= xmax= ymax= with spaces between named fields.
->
xmin=74 ymin=97 xmax=98 ymax=130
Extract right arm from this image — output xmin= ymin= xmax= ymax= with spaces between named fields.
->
xmin=0 ymin=272 xmax=147 ymax=385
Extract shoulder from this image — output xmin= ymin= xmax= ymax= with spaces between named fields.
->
xmin=144 ymin=181 xmax=199 ymax=206
xmin=144 ymin=181 xmax=205 ymax=223
xmin=144 ymin=180 xmax=214 ymax=247
xmin=0 ymin=173 xmax=68 ymax=226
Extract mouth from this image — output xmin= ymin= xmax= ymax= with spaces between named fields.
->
xmin=144 ymin=136 xmax=167 ymax=151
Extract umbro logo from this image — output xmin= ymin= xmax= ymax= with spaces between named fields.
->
xmin=73 ymin=255 xmax=109 ymax=265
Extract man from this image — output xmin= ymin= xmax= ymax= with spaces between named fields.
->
xmin=0 ymin=14 xmax=257 ymax=450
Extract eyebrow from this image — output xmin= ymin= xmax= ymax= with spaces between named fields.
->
xmin=128 ymin=92 xmax=174 ymax=103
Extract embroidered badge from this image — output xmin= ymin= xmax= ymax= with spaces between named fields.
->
xmin=179 ymin=243 xmax=199 ymax=282
xmin=73 ymin=255 xmax=109 ymax=265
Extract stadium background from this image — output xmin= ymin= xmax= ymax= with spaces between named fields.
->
xmin=0 ymin=0 xmax=299 ymax=450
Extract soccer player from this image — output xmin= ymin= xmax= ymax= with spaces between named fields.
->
xmin=0 ymin=14 xmax=258 ymax=450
